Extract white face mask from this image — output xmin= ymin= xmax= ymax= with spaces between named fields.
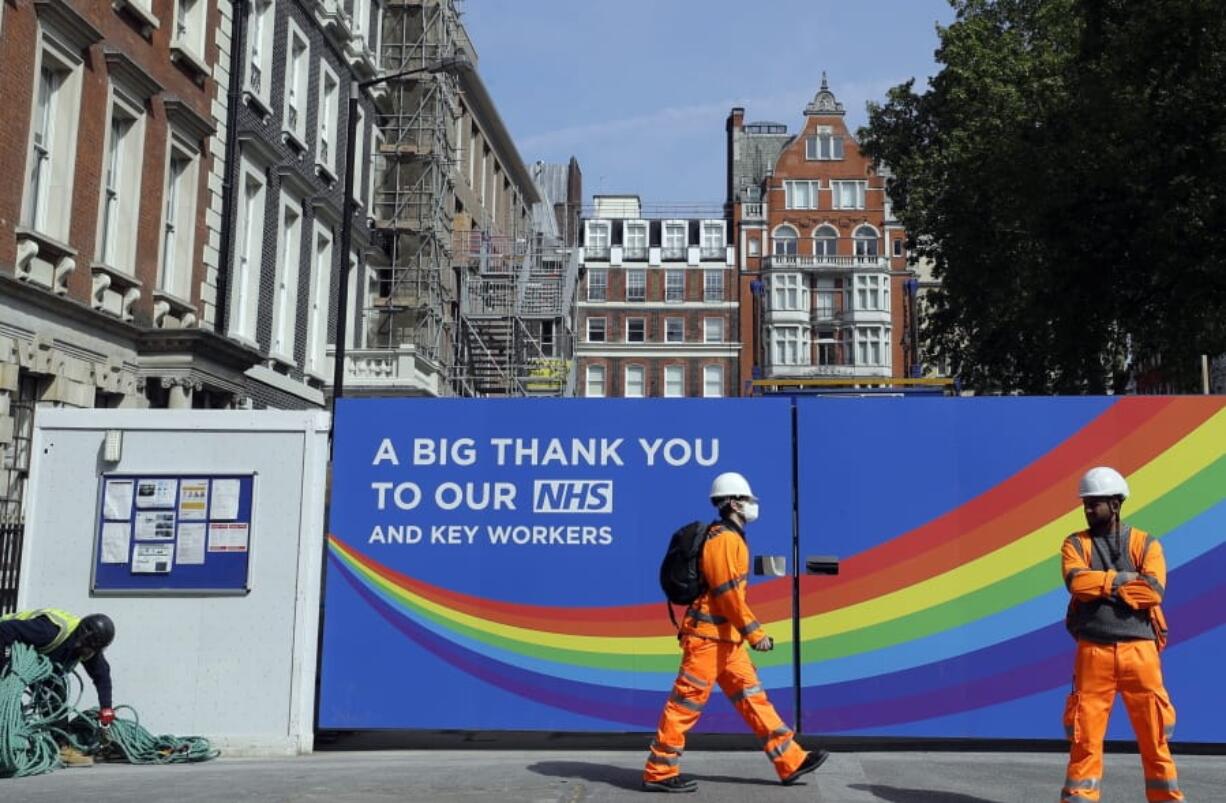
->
xmin=740 ymin=501 xmax=759 ymax=523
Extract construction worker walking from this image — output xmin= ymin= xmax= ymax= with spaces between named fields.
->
xmin=1060 ymin=467 xmax=1183 ymax=802
xmin=642 ymin=472 xmax=827 ymax=793
xmin=1 ymin=609 xmax=117 ymax=767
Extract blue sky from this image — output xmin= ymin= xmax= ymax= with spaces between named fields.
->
xmin=464 ymin=0 xmax=956 ymax=209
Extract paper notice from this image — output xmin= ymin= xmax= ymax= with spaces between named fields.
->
xmin=100 ymin=522 xmax=131 ymax=564
xmin=131 ymin=543 xmax=173 ymax=574
xmin=103 ymin=480 xmax=134 ymax=520
xmin=210 ymin=479 xmax=241 ymax=520
xmin=135 ymin=478 xmax=177 ymax=508
xmin=208 ymin=522 xmax=249 ymax=552
xmin=178 ymin=479 xmax=209 ymax=521
xmin=176 ymin=522 xmax=206 ymax=565
xmin=135 ymin=510 xmax=176 ymax=541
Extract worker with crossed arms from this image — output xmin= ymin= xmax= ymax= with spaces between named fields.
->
xmin=1061 ymin=467 xmax=1182 ymax=802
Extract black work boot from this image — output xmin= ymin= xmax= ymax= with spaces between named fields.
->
xmin=780 ymin=749 xmax=829 ymax=785
xmin=642 ymin=774 xmax=698 ymax=793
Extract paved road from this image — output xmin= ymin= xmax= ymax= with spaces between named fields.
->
xmin=5 ymin=749 xmax=1223 ymax=801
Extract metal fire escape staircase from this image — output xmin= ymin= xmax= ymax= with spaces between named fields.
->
xmin=455 ymin=233 xmax=574 ymax=396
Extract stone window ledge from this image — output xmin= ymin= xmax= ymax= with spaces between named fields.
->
xmin=227 ymin=332 xmax=262 ymax=352
xmin=303 ymin=366 xmax=328 ymax=386
xmin=312 ymin=0 xmax=354 ymax=45
xmin=170 ymin=43 xmax=209 ymax=83
xmin=112 ymin=0 xmax=160 ymax=38
xmin=345 ymin=43 xmax=378 ymax=79
xmin=268 ymin=352 xmax=297 ymax=372
xmin=315 ymin=162 xmax=338 ymax=186
xmin=90 ymin=262 xmax=142 ymax=321
xmin=281 ymin=128 xmax=309 ymax=154
xmin=14 ymin=226 xmax=77 ymax=295
xmin=243 ymin=90 xmax=274 ymax=123
xmin=152 ymin=289 xmax=198 ymax=329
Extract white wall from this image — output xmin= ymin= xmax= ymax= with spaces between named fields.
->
xmin=18 ymin=409 xmax=330 ymax=756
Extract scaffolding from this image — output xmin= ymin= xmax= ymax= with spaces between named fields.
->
xmin=370 ymin=0 xmax=575 ymax=397
xmin=371 ymin=0 xmax=465 ymax=392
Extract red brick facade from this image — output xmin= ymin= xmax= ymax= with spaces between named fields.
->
xmin=729 ymin=77 xmax=916 ymax=391
xmin=0 ymin=0 xmax=217 ymax=325
xmin=575 ymin=200 xmax=739 ymax=398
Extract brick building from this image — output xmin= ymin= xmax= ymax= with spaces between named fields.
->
xmin=222 ymin=0 xmax=386 ymax=409
xmin=0 ymin=0 xmax=385 ymax=521
xmin=728 ymin=75 xmax=917 ymax=391
xmin=574 ymin=196 xmax=738 ymax=398
xmin=0 ymin=0 xmax=228 ymax=519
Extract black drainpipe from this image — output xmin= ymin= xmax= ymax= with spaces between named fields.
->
xmin=217 ymin=0 xmax=248 ymax=336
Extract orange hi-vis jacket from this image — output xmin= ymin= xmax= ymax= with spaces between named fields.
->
xmin=680 ymin=521 xmax=767 ymax=647
xmin=1062 ymin=526 xmax=1168 ymax=650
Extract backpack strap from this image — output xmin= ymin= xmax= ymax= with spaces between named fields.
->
xmin=667 ymin=602 xmax=680 ymax=636
xmin=668 ymin=522 xmax=725 ymax=639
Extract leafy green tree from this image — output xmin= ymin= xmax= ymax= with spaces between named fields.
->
xmin=861 ymin=0 xmax=1226 ymax=393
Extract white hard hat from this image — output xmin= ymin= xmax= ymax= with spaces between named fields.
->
xmin=1078 ymin=466 xmax=1129 ymax=499
xmin=710 ymin=472 xmax=757 ymax=501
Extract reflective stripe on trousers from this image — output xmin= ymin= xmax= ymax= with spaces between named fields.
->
xmin=644 ymin=636 xmax=807 ymax=783
xmin=1063 ymin=640 xmax=1184 ymax=801
xmin=1061 ymin=777 xmax=1099 ymax=803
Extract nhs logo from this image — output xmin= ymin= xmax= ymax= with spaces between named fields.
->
xmin=532 ymin=480 xmax=614 ymax=513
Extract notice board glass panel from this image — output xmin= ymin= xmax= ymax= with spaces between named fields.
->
xmin=92 ymin=473 xmax=256 ymax=595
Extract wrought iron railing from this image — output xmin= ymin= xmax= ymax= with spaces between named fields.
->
xmin=0 ymin=522 xmax=23 ymax=616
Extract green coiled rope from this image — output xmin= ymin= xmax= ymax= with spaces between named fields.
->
xmin=0 ymin=643 xmax=65 ymax=777
xmin=1 ymin=644 xmax=219 ymax=778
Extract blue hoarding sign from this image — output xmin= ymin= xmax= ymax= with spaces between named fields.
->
xmin=319 ymin=398 xmax=795 ymax=730
xmin=794 ymin=397 xmax=1226 ymax=741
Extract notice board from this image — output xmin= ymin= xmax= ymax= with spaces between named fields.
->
xmin=91 ymin=473 xmax=256 ymax=595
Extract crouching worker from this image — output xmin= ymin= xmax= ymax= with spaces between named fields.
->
xmin=643 ymin=472 xmax=827 ymax=793
xmin=0 ymin=609 xmax=116 ymax=767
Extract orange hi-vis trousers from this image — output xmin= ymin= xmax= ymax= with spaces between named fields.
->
xmin=643 ymin=635 xmax=807 ymax=783
xmin=1062 ymin=639 xmax=1183 ymax=802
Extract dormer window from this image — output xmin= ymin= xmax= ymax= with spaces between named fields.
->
xmin=624 ymin=221 xmax=647 ymax=259
xmin=586 ymin=221 xmax=610 ymax=258
xmin=806 ymin=126 xmax=845 ymax=160
xmin=662 ymin=222 xmax=686 ymax=260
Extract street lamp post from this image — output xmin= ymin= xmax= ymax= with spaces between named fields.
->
xmin=330 ymin=55 xmax=473 ymax=417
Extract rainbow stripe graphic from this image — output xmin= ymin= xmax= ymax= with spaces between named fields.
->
xmin=321 ymin=398 xmax=1226 ymax=740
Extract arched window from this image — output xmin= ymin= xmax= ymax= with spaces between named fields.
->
xmin=814 ymin=225 xmax=838 ymax=257
xmin=854 ymin=225 xmax=879 ymax=257
xmin=773 ymin=225 xmax=799 ymax=256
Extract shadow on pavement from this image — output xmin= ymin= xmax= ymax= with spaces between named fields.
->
xmin=527 ymin=761 xmax=643 ymax=791
xmin=850 ymin=784 xmax=1000 ymax=803
xmin=528 ymin=761 xmax=782 ymax=791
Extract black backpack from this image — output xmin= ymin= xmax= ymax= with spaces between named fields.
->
xmin=659 ymin=521 xmax=715 ymax=626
